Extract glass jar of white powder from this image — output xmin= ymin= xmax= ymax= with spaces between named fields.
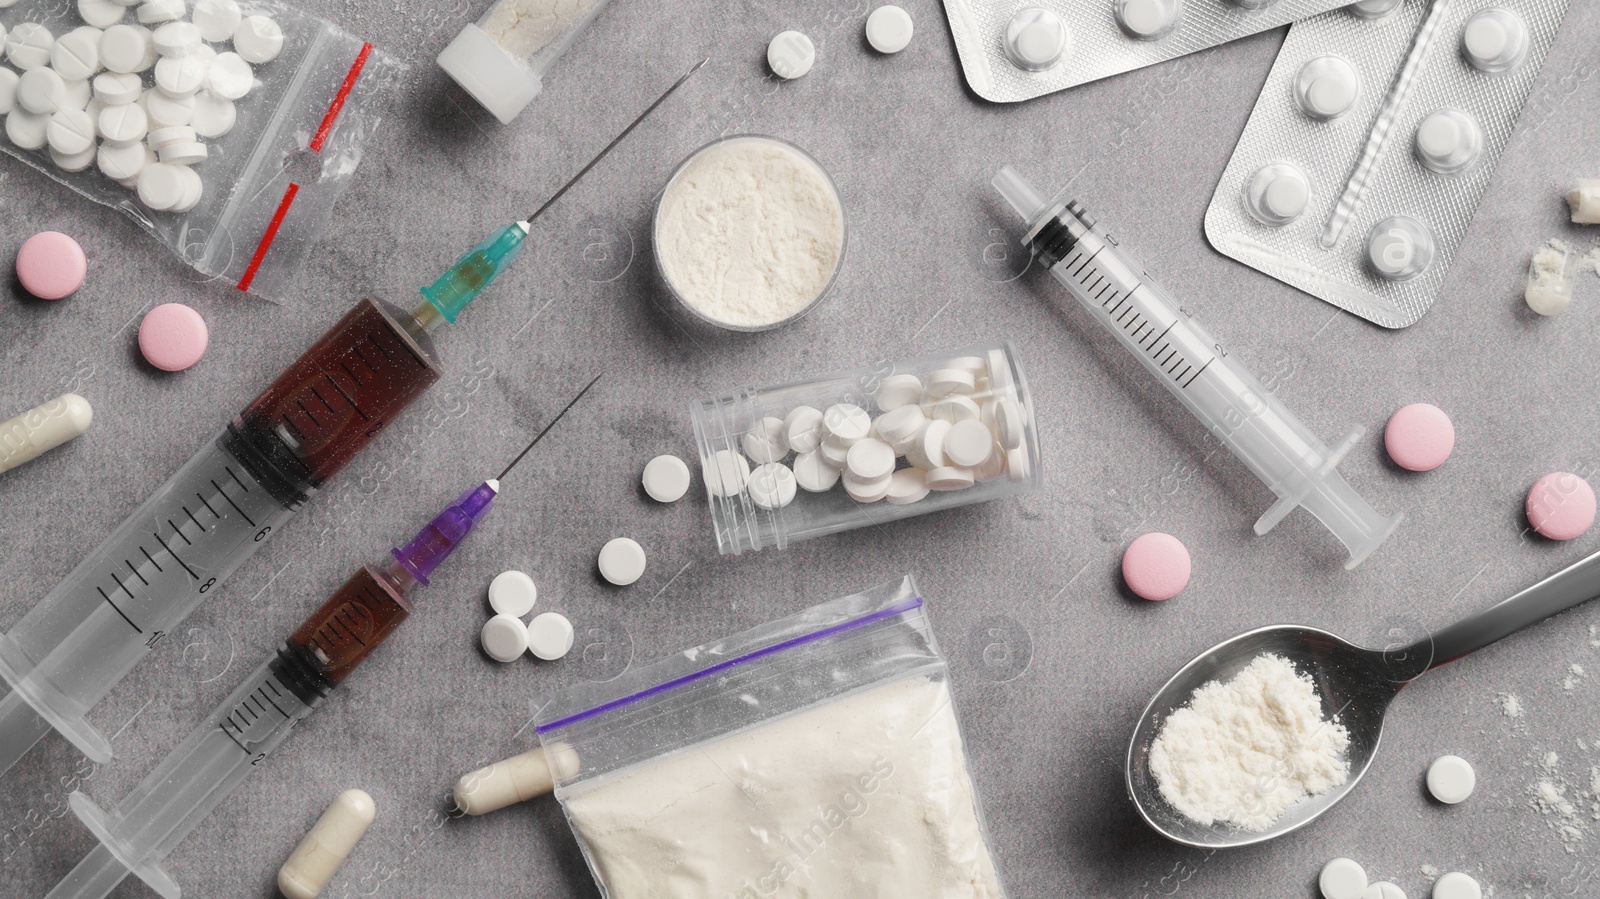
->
xmin=654 ymin=135 xmax=848 ymax=332
xmin=437 ymin=0 xmax=618 ymax=123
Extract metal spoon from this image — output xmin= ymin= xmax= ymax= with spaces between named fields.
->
xmin=1127 ymin=546 xmax=1600 ymax=848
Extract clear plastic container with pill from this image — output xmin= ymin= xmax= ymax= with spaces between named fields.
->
xmin=438 ymin=0 xmax=618 ymax=124
xmin=690 ymin=342 xmax=1043 ymax=555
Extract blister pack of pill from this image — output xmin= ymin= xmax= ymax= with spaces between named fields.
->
xmin=1204 ymin=0 xmax=1570 ymax=328
xmin=940 ymin=0 xmax=1357 ymax=103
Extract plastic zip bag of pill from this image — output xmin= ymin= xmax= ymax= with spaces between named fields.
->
xmin=1204 ymin=0 xmax=1570 ymax=328
xmin=0 ymin=0 xmax=401 ymax=301
xmin=941 ymin=0 xmax=1358 ymax=103
xmin=534 ymin=576 xmax=1009 ymax=899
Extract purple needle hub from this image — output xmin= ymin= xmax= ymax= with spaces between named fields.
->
xmin=391 ymin=480 xmax=500 ymax=585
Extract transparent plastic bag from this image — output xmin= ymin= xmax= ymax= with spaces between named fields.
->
xmin=0 ymin=0 xmax=402 ymax=301
xmin=534 ymin=576 xmax=1008 ymax=899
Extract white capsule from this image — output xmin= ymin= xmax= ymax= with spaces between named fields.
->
xmin=0 ymin=394 xmax=93 ymax=474
xmin=276 ymin=789 xmax=375 ymax=899
xmin=454 ymin=744 xmax=579 ymax=816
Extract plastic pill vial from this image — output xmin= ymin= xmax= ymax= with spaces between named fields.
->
xmin=1295 ymin=56 xmax=1361 ymax=121
xmin=1461 ymin=7 xmax=1527 ymax=74
xmin=1115 ymin=0 xmax=1180 ymax=42
xmin=1365 ymin=215 xmax=1434 ymax=281
xmin=438 ymin=0 xmax=618 ymax=123
xmin=1426 ymin=754 xmax=1475 ymax=803
xmin=1244 ymin=162 xmax=1311 ymax=226
xmin=277 ymin=789 xmax=375 ymax=899
xmin=1414 ymin=109 xmax=1482 ymax=175
xmin=0 ymin=394 xmax=93 ymax=474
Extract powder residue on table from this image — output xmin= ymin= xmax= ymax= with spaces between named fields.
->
xmin=483 ymin=0 xmax=602 ymax=59
xmin=561 ymin=677 xmax=1004 ymax=898
xmin=655 ymin=138 xmax=845 ymax=329
xmin=1148 ymin=653 xmax=1350 ymax=832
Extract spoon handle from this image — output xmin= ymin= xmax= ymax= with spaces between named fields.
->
xmin=1425 ymin=547 xmax=1600 ymax=668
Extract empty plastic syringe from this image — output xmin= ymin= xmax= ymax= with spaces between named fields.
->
xmin=0 ymin=63 xmax=700 ymax=779
xmin=42 ymin=377 xmax=597 ymax=899
xmin=993 ymin=166 xmax=1402 ymax=568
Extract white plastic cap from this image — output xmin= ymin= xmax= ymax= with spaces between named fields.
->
xmin=438 ymin=24 xmax=542 ymax=124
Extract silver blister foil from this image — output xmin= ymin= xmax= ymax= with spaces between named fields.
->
xmin=1204 ymin=0 xmax=1570 ymax=328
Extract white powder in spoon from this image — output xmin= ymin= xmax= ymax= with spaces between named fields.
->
xmin=1149 ymin=653 xmax=1350 ymax=832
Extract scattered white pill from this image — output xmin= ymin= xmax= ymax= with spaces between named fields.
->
xmin=158 ymin=140 xmax=207 ymax=164
xmin=97 ymin=101 xmax=147 ymax=144
xmin=51 ymin=27 xmax=103 ymax=81
xmin=205 ymin=50 xmax=252 ymax=99
xmin=943 ymin=419 xmax=994 ymax=468
xmin=47 ymin=107 xmax=96 ymax=155
xmin=136 ymin=161 xmax=188 ymax=210
xmin=642 ymin=454 xmax=691 ymax=503
xmin=865 ymin=6 xmax=913 ymax=54
xmin=842 ymin=470 xmax=891 ymax=503
xmin=1319 ymin=858 xmax=1368 ymax=899
xmin=885 ymin=468 xmax=930 ymax=505
xmin=1462 ymin=7 xmax=1527 ymax=74
xmin=767 ymin=30 xmax=813 ymax=80
xmin=527 ymin=612 xmax=575 ymax=660
xmin=97 ymin=139 xmax=148 ymax=180
xmin=277 ymin=789 xmax=375 ymax=899
xmin=147 ymin=123 xmax=194 ymax=147
xmin=193 ymin=0 xmax=242 ymax=42
xmin=93 ymin=71 xmax=141 ymax=104
xmin=742 ymin=416 xmax=788 ymax=463
xmin=0 ymin=69 xmax=18 ymax=114
xmin=6 ymin=23 xmax=54 ymax=70
xmin=6 ymin=109 xmax=49 ymax=149
xmin=926 ymin=466 xmax=976 ymax=491
xmin=1431 ymin=872 xmax=1480 ymax=899
xmin=480 ymin=614 xmax=529 ymax=663
xmin=928 ymin=394 xmax=981 ymax=423
xmin=78 ymin=0 xmax=126 ymax=29
xmin=845 ymin=437 xmax=896 ymax=481
xmin=136 ymin=0 xmax=185 ymax=25
xmin=1364 ymin=884 xmax=1406 ymax=899
xmin=100 ymin=24 xmax=153 ymax=73
xmin=597 ymin=537 xmax=647 ymax=586
xmin=792 ymin=450 xmax=841 ymax=492
xmin=926 ymin=368 xmax=976 ymax=398
xmin=703 ymin=449 xmax=750 ymax=497
xmin=823 ymin=403 xmax=871 ymax=443
xmin=782 ymin=405 xmax=824 ymax=454
xmin=1415 ymin=108 xmax=1482 ymax=175
xmin=234 ymin=15 xmax=284 ymax=64
xmin=155 ymin=53 xmax=209 ymax=96
xmin=144 ymin=87 xmax=194 ymax=126
xmin=17 ymin=67 xmax=66 ymax=115
xmin=488 ymin=570 xmax=537 ymax=618
xmin=189 ymin=89 xmax=235 ymax=137
xmin=1116 ymin=0 xmax=1179 ymax=41
xmin=1426 ymin=754 xmax=1475 ymax=804
xmin=748 ymin=462 xmax=798 ymax=510
xmin=1005 ymin=7 xmax=1070 ymax=71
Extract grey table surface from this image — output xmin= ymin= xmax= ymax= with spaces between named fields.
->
xmin=4 ymin=1 xmax=1600 ymax=897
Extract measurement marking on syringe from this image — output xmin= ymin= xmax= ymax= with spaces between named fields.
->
xmin=323 ymin=374 xmax=369 ymax=420
xmin=139 ymin=547 xmax=164 ymax=574
xmin=95 ymin=587 xmax=142 ymax=633
xmin=151 ymin=531 xmax=198 ymax=580
xmin=338 ymin=361 xmax=365 ymax=388
xmin=366 ymin=333 xmax=395 ymax=362
xmin=225 ymin=467 xmax=250 ymax=493
xmin=309 ymin=385 xmax=337 ymax=417
xmin=211 ymin=480 xmax=256 ymax=528
xmin=197 ymin=493 xmax=221 ymax=520
xmin=296 ymin=399 xmax=320 ymax=428
xmin=167 ymin=519 xmax=192 ymax=546
xmin=126 ymin=559 xmax=148 ymax=586
xmin=219 ymin=724 xmax=248 ymax=754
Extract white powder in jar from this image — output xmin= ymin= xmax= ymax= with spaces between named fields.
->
xmin=1148 ymin=653 xmax=1350 ymax=832
xmin=655 ymin=137 xmax=845 ymax=329
xmin=483 ymin=0 xmax=602 ymax=60
xmin=560 ymin=677 xmax=1004 ymax=898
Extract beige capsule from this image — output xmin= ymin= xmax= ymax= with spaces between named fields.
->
xmin=0 ymin=393 xmax=92 ymax=474
xmin=277 ymin=789 xmax=376 ymax=899
xmin=454 ymin=744 xmax=579 ymax=816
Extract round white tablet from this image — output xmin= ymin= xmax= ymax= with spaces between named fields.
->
xmin=842 ymin=470 xmax=891 ymax=503
xmin=1319 ymin=858 xmax=1368 ymax=899
xmin=5 ymin=109 xmax=48 ymax=149
xmin=47 ymin=108 xmax=96 ymax=155
xmin=822 ymin=404 xmax=871 ymax=443
xmin=874 ymin=404 xmax=926 ymax=446
xmin=147 ymin=123 xmax=194 ymax=147
xmin=158 ymin=141 xmax=207 ymax=164
xmin=1366 ymin=216 xmax=1434 ymax=281
xmin=1006 ymin=445 xmax=1030 ymax=481
xmin=1426 ymin=754 xmax=1475 ymax=804
xmin=928 ymin=394 xmax=981 ymax=423
xmin=100 ymin=25 xmax=153 ymax=74
xmin=6 ymin=23 xmax=54 ymax=71
xmin=944 ymin=356 xmax=987 ymax=376
xmin=1462 ymin=8 xmax=1527 ymax=73
xmin=1364 ymin=884 xmax=1406 ymax=899
xmin=193 ymin=0 xmax=242 ymax=42
xmin=63 ymin=79 xmax=92 ymax=111
xmin=792 ymin=450 xmax=840 ymax=492
xmin=748 ymin=462 xmax=798 ymax=510
xmin=97 ymin=139 xmax=148 ymax=180
xmin=926 ymin=368 xmax=976 ymax=398
xmin=136 ymin=161 xmax=187 ymax=210
xmin=767 ymin=30 xmax=813 ymax=80
xmin=98 ymin=101 xmax=147 ymax=143
xmin=783 ymin=405 xmax=825 ymax=453
xmin=488 ymin=570 xmax=537 ymax=617
xmin=152 ymin=21 xmax=201 ymax=56
xmin=1264 ymin=171 xmax=1309 ymax=217
xmin=205 ymin=51 xmax=252 ymax=99
xmin=703 ymin=449 xmax=750 ymax=497
xmin=865 ymin=6 xmax=913 ymax=54
xmin=642 ymin=454 xmax=691 ymax=503
xmin=136 ymin=0 xmax=186 ymax=25
xmin=79 ymin=0 xmax=127 ymax=29
xmin=909 ymin=418 xmax=951 ymax=469
xmin=819 ymin=439 xmax=851 ymax=469
xmin=885 ymin=468 xmax=929 ymax=505
xmin=144 ymin=87 xmax=193 ymax=126
xmin=1431 ymin=872 xmax=1480 ymax=899
xmin=171 ymin=164 xmax=203 ymax=213
xmin=1415 ymin=109 xmax=1482 ymax=175
xmin=93 ymin=71 xmax=141 ymax=104
xmin=874 ymin=374 xmax=923 ymax=411
xmin=1296 ymin=56 xmax=1361 ymax=120
xmin=17 ymin=67 xmax=66 ymax=115
xmin=0 ymin=69 xmax=18 ymax=115
xmin=993 ymin=396 xmax=1025 ymax=450
xmin=845 ymin=437 xmax=895 ymax=481
xmin=926 ymin=466 xmax=975 ymax=491
xmin=1005 ymin=7 xmax=1070 ymax=71
xmin=52 ymin=28 xmax=104 ymax=81
xmin=597 ymin=537 xmax=646 ymax=586
xmin=189 ymin=90 xmax=236 ymax=137
xmin=527 ymin=612 xmax=575 ymax=661
xmin=1349 ymin=0 xmax=1401 ymax=18
xmin=943 ymin=419 xmax=994 ymax=468
xmin=155 ymin=53 xmax=209 ymax=96
xmin=480 ymin=614 xmax=529 ymax=663
xmin=742 ymin=416 xmax=788 ymax=464
xmin=49 ymin=144 xmax=96 ymax=172
xmin=234 ymin=15 xmax=284 ymax=64
xmin=1116 ymin=0 xmax=1179 ymax=40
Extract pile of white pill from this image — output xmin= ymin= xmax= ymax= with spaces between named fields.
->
xmin=0 ymin=0 xmax=282 ymax=212
xmin=703 ymin=349 xmax=1032 ymax=510
xmin=479 ymin=569 xmax=575 ymax=663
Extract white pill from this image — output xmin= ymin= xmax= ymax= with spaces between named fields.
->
xmin=926 ymin=466 xmax=975 ymax=491
xmin=1245 ymin=162 xmax=1312 ymax=226
xmin=111 ymin=0 xmax=143 ymax=7
xmin=845 ymin=437 xmax=895 ymax=481
xmin=1116 ymin=0 xmax=1179 ymax=41
xmin=1462 ymin=8 xmax=1527 ymax=74
xmin=865 ymin=5 xmax=913 ymax=54
xmin=767 ymin=30 xmax=813 ymax=80
xmin=1005 ymin=7 xmax=1070 ymax=71
xmin=52 ymin=28 xmax=104 ymax=81
xmin=642 ymin=454 xmax=691 ymax=503
xmin=783 ymin=405 xmax=824 ymax=454
xmin=171 ymin=164 xmax=203 ymax=213
xmin=928 ymin=394 xmax=981 ymax=423
xmin=136 ymin=161 xmax=188 ymax=210
xmin=0 ymin=69 xmax=18 ymax=114
xmin=93 ymin=71 xmax=141 ymax=104
xmin=480 ymin=614 xmax=529 ymax=662
xmin=277 ymin=789 xmax=375 ymax=899
xmin=100 ymin=25 xmax=153 ymax=73
xmin=908 ymin=418 xmax=951 ymax=469
xmin=748 ymin=462 xmax=798 ymax=510
xmin=5 ymin=109 xmax=48 ymax=149
xmin=151 ymin=21 xmax=200 ymax=57
xmin=944 ymin=355 xmax=987 ymax=375
xmin=64 ymin=79 xmax=93 ymax=111
xmin=1264 ymin=177 xmax=1308 ymax=219
xmin=990 ymin=395 xmax=1025 ymax=451
xmin=48 ymin=144 xmax=93 ymax=172
xmin=234 ymin=15 xmax=284 ymax=64
xmin=193 ymin=0 xmax=243 ymax=42
xmin=741 ymin=416 xmax=788 ymax=463
xmin=926 ymin=368 xmax=977 ymax=398
xmin=822 ymin=403 xmax=871 ymax=443
xmin=943 ymin=419 xmax=994 ymax=468
xmin=488 ymin=570 xmax=537 ymax=618
xmin=136 ymin=0 xmax=185 ymax=24
xmin=874 ymin=404 xmax=926 ymax=445
xmin=1006 ymin=445 xmax=1031 ymax=481
xmin=97 ymin=101 xmax=146 ymax=143
xmin=597 ymin=537 xmax=646 ymax=586
xmin=987 ymin=349 xmax=1014 ymax=391
xmin=1296 ymin=55 xmax=1361 ymax=120
xmin=97 ymin=139 xmax=149 ymax=180
xmin=158 ymin=140 xmax=207 ymax=164
xmin=147 ymin=123 xmax=194 ymax=147
xmin=969 ymin=446 xmax=1005 ymax=481
xmin=1319 ymin=858 xmax=1368 ymax=899
xmin=1431 ymin=873 xmax=1480 ymax=899
xmin=1366 ymin=216 xmax=1434 ymax=281
xmin=1364 ymin=884 xmax=1406 ymax=899
xmin=204 ymin=50 xmax=252 ymax=99
xmin=703 ymin=449 xmax=750 ymax=497
xmin=155 ymin=53 xmax=209 ymax=96
xmin=79 ymin=0 xmax=127 ymax=28
xmin=454 ymin=745 xmax=576 ymax=816
xmin=17 ymin=68 xmax=66 ymax=115
xmin=47 ymin=108 xmax=96 ymax=155
xmin=527 ymin=612 xmax=575 ymax=660
xmin=843 ymin=470 xmax=891 ymax=503
xmin=144 ymin=87 xmax=194 ymax=126
xmin=1415 ymin=109 xmax=1482 ymax=175
xmin=0 ymin=394 xmax=93 ymax=475
xmin=1349 ymin=0 xmax=1401 ymax=17
xmin=1426 ymin=754 xmax=1475 ymax=803
xmin=189 ymin=90 xmax=235 ymax=137
xmin=792 ymin=450 xmax=841 ymax=492
xmin=874 ymin=374 xmax=923 ymax=411
xmin=6 ymin=23 xmax=54 ymax=70
xmin=819 ymin=439 xmax=851 ymax=469
xmin=885 ymin=468 xmax=930 ymax=505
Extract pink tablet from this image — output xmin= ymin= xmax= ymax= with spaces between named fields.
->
xmin=1122 ymin=532 xmax=1191 ymax=601
xmin=138 ymin=303 xmax=209 ymax=372
xmin=1526 ymin=472 xmax=1596 ymax=541
xmin=1384 ymin=403 xmax=1454 ymax=472
xmin=16 ymin=231 xmax=88 ymax=300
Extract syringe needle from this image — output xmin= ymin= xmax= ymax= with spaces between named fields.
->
xmin=520 ymin=58 xmax=709 ymax=226
xmin=497 ymin=374 xmax=603 ymax=482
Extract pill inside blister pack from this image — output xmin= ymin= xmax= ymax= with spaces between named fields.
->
xmin=941 ymin=0 xmax=1359 ymax=103
xmin=1205 ymin=0 xmax=1571 ymax=328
